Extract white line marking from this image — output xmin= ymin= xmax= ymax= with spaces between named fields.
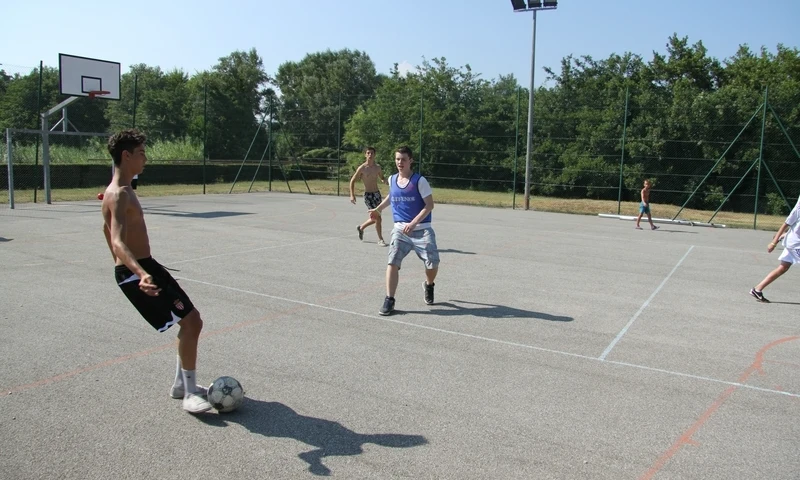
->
xmin=599 ymin=245 xmax=695 ymax=361
xmin=167 ymin=234 xmax=352 ymax=265
xmin=177 ymin=274 xmax=799 ymax=399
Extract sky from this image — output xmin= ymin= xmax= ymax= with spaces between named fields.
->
xmin=2 ymin=0 xmax=798 ymax=88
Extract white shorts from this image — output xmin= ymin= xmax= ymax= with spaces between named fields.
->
xmin=778 ymin=247 xmax=800 ymax=264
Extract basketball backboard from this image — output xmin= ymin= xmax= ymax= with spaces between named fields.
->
xmin=59 ymin=53 xmax=121 ymax=100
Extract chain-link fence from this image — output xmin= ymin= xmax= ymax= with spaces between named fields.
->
xmin=2 ymin=63 xmax=798 ymax=230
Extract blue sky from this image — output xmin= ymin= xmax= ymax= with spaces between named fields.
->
xmin=2 ymin=0 xmax=798 ymax=87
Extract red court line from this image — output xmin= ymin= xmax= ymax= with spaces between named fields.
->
xmin=1 ymin=291 xmax=355 ymax=396
xmin=639 ymin=336 xmax=799 ymax=480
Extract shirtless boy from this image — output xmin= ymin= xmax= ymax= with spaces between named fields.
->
xmin=635 ymin=179 xmax=659 ymax=230
xmin=101 ymin=129 xmax=212 ymax=414
xmin=349 ymin=147 xmax=388 ymax=246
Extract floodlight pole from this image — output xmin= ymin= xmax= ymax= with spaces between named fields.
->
xmin=523 ymin=10 xmax=537 ymax=210
xmin=513 ymin=3 xmax=556 ymax=210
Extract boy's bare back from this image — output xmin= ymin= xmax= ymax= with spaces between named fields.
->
xmin=102 ymin=183 xmax=151 ymax=265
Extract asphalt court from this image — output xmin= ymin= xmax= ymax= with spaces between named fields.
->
xmin=1 ymin=192 xmax=798 ymax=479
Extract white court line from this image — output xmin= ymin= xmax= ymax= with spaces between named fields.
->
xmin=167 ymin=234 xmax=352 ymax=265
xmin=599 ymin=245 xmax=695 ymax=361
xmin=176 ymin=275 xmax=799 ymax=399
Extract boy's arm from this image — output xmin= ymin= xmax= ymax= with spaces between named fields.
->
xmin=371 ymin=192 xmax=391 ymax=213
xmin=349 ymin=165 xmax=363 ymax=202
xmin=108 ymin=190 xmax=160 ymax=295
xmin=402 ymin=194 xmax=434 ymax=234
xmin=378 ymin=166 xmax=387 ymax=185
xmin=640 ymin=189 xmax=648 ymax=206
xmin=768 ymin=223 xmax=790 ymax=252
xmin=103 ymin=224 xmax=117 ymax=263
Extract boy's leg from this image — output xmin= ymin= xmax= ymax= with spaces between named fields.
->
xmin=386 ymin=264 xmax=400 ymax=297
xmin=635 ymin=212 xmax=643 ymax=228
xmin=177 ymin=310 xmax=212 ymax=413
xmin=177 ymin=310 xmax=202 ymax=371
xmin=375 ymin=215 xmax=384 ymax=243
xmin=647 ymin=212 xmax=658 ymax=229
xmin=754 ymin=262 xmax=791 ymax=292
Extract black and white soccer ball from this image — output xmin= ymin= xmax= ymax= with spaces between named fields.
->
xmin=207 ymin=376 xmax=245 ymax=413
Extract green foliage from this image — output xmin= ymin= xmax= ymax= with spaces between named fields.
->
xmin=1 ymin=35 xmax=798 ymax=212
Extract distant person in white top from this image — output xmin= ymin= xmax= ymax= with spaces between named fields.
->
xmin=750 ymin=197 xmax=800 ymax=302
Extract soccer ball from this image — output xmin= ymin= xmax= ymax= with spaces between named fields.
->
xmin=207 ymin=376 xmax=245 ymax=413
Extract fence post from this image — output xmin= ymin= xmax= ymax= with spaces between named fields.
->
xmin=418 ymin=93 xmax=424 ymax=174
xmin=617 ymin=86 xmax=629 ymax=214
xmin=268 ymin=96 xmax=273 ymax=192
xmin=513 ymin=87 xmax=521 ymax=210
xmin=132 ymin=74 xmax=138 ymax=128
xmin=34 ymin=60 xmax=43 ymax=203
xmin=202 ymin=82 xmax=207 ymax=194
xmin=753 ymin=85 xmax=769 ymax=230
xmin=336 ymin=93 xmax=342 ymax=196
xmin=6 ymin=129 xmax=14 ymax=209
xmin=41 ymin=114 xmax=52 ymax=204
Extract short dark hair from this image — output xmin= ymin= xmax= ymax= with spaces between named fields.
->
xmin=395 ymin=146 xmax=413 ymax=158
xmin=365 ymin=146 xmax=376 ymax=154
xmin=108 ymin=129 xmax=147 ymax=166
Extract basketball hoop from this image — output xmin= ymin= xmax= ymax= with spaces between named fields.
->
xmin=87 ymin=90 xmax=110 ymax=99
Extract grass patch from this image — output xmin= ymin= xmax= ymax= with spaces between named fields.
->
xmin=1 ymin=178 xmax=784 ymax=230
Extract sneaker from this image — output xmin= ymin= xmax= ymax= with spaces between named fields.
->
xmin=651 ymin=225 xmax=660 ymax=230
xmin=377 ymin=239 xmax=387 ymax=247
xmin=357 ymin=226 xmax=364 ymax=241
xmin=379 ymin=296 xmax=395 ymax=316
xmin=423 ymin=281 xmax=435 ymax=305
xmin=750 ymin=288 xmax=770 ymax=303
xmin=182 ymin=393 xmax=212 ymax=414
xmin=635 ymin=226 xmax=643 ymax=230
xmin=170 ymin=384 xmax=208 ymax=399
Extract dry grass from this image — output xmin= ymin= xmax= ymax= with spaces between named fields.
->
xmin=1 ymin=179 xmax=784 ymax=230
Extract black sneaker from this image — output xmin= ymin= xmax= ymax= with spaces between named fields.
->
xmin=750 ymin=288 xmax=769 ymax=303
xmin=357 ymin=226 xmax=364 ymax=241
xmin=423 ymin=281 xmax=435 ymax=305
xmin=379 ymin=296 xmax=395 ymax=315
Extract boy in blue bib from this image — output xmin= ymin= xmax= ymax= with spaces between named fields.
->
xmin=368 ymin=146 xmax=439 ymax=315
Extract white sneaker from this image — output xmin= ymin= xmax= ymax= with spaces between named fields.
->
xmin=377 ymin=239 xmax=387 ymax=247
xmin=170 ymin=384 xmax=208 ymax=399
xmin=183 ymin=393 xmax=212 ymax=414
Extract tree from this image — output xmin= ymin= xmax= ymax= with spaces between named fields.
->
xmin=273 ymin=49 xmax=381 ymax=159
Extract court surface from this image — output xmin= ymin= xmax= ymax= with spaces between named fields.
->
xmin=1 ymin=192 xmax=797 ymax=479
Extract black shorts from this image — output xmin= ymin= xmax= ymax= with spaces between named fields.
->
xmin=115 ymin=257 xmax=195 ymax=332
xmin=364 ymin=191 xmax=382 ymax=210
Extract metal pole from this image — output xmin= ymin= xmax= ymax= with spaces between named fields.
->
xmin=617 ymin=86 xmax=629 ymax=214
xmin=513 ymin=87 xmax=520 ymax=209
xmin=132 ymin=74 xmax=138 ymax=128
xmin=202 ymin=82 xmax=207 ymax=194
xmin=268 ymin=96 xmax=273 ymax=192
xmin=6 ymin=129 xmax=14 ymax=209
xmin=34 ymin=60 xmax=42 ymax=203
xmin=336 ymin=93 xmax=342 ymax=196
xmin=41 ymin=114 xmax=51 ymax=204
xmin=524 ymin=9 xmax=537 ymax=210
xmin=753 ymin=86 xmax=768 ymax=230
xmin=418 ymin=94 xmax=424 ymax=173
xmin=62 ymin=107 xmax=68 ymax=132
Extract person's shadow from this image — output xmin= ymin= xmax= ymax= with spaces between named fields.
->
xmin=195 ymin=399 xmax=427 ymax=476
xmin=401 ymin=300 xmax=573 ymax=322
